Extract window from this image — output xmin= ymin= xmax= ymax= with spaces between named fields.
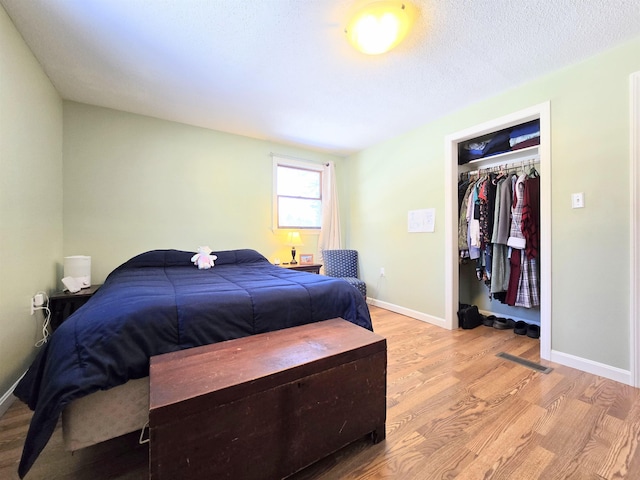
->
xmin=273 ymin=157 xmax=323 ymax=230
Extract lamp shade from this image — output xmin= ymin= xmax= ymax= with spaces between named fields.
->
xmin=286 ymin=231 xmax=304 ymax=247
xmin=345 ymin=1 xmax=414 ymax=55
xmin=64 ymin=255 xmax=91 ymax=287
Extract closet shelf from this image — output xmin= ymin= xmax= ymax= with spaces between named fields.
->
xmin=462 ymin=145 xmax=539 ymax=172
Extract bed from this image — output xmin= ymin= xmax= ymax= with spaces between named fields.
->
xmin=14 ymin=248 xmax=372 ymax=478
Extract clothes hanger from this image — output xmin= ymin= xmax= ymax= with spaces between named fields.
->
xmin=491 ymin=164 xmax=506 ymax=184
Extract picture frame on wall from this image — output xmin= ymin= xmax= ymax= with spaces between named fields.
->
xmin=300 ymin=254 xmax=314 ymax=265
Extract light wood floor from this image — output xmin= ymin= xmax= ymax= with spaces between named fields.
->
xmin=3 ymin=306 xmax=640 ymax=479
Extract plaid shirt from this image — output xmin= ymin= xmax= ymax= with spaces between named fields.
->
xmin=515 ymin=253 xmax=540 ymax=308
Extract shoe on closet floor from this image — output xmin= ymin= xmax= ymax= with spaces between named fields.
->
xmin=527 ymin=324 xmax=540 ymax=339
xmin=483 ymin=315 xmax=496 ymax=327
xmin=514 ymin=321 xmax=528 ymax=335
xmin=493 ymin=317 xmax=509 ymax=329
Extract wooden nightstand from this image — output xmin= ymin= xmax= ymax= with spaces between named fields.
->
xmin=279 ymin=263 xmax=322 ymax=274
xmin=49 ymin=284 xmax=101 ymax=330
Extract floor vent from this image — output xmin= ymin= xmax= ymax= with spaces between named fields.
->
xmin=496 ymin=352 xmax=553 ymax=374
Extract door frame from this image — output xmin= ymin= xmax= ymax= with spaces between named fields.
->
xmin=444 ymin=102 xmax=552 ymax=360
xmin=631 ymin=72 xmax=640 ymax=387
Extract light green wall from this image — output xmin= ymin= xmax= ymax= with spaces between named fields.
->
xmin=348 ymin=36 xmax=640 ymax=370
xmin=63 ymin=102 xmax=345 ymax=283
xmin=0 ymin=5 xmax=63 ymax=395
xmin=4 ymin=0 xmax=639 ymax=393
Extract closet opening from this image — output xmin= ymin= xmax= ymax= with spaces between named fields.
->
xmin=444 ymin=103 xmax=551 ymax=360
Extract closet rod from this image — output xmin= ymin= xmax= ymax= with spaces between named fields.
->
xmin=467 ymin=156 xmax=539 ymax=177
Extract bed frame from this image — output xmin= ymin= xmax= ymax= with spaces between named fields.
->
xmin=61 ymin=377 xmax=149 ymax=451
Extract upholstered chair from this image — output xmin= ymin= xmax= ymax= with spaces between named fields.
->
xmin=322 ymin=250 xmax=366 ymax=298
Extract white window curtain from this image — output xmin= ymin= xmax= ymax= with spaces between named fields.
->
xmin=318 ymin=161 xmax=341 ymax=263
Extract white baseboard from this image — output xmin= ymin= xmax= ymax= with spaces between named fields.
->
xmin=367 ymin=298 xmax=447 ymax=329
xmin=0 ymin=373 xmax=24 ymax=418
xmin=367 ymin=298 xmax=631 ymax=385
xmin=550 ymin=350 xmax=631 ymax=386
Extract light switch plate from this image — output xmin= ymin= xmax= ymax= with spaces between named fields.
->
xmin=571 ymin=192 xmax=584 ymax=209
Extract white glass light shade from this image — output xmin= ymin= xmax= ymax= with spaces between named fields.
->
xmin=64 ymin=255 xmax=91 ymax=287
xmin=346 ymin=1 xmax=414 ymax=55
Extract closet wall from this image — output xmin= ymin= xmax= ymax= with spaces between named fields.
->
xmin=457 ymin=119 xmax=542 ymax=328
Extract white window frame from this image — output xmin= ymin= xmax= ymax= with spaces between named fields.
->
xmin=272 ymin=156 xmax=323 ymax=233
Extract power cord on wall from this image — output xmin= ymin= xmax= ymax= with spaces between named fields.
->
xmin=33 ymin=291 xmax=52 ymax=347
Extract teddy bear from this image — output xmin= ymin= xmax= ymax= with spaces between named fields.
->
xmin=191 ymin=246 xmax=218 ymax=269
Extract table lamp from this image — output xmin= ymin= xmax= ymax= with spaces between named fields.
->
xmin=286 ymin=231 xmax=303 ymax=264
xmin=63 ymin=255 xmax=91 ymax=288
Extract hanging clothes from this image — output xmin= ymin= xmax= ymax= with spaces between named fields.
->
xmin=458 ymin=179 xmax=476 ymax=257
xmin=491 ymin=244 xmax=510 ymax=294
xmin=516 ymin=254 xmax=540 ymax=308
xmin=467 ymin=185 xmax=481 ymax=260
xmin=458 ymin=175 xmax=470 ymax=217
xmin=515 ymin=171 xmax=541 ymax=307
xmin=505 ymin=172 xmax=540 ymax=307
xmin=491 ymin=175 xmax=512 ymax=245
xmin=522 ymin=175 xmax=540 ymax=258
xmin=507 ymin=174 xmax=527 ymax=250
xmin=490 ymin=175 xmax=512 ymax=295
xmin=505 ymin=248 xmax=521 ymax=306
xmin=482 ymin=173 xmax=498 ymax=247
xmin=458 ymin=160 xmax=540 ymax=310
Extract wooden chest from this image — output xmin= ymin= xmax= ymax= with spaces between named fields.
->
xmin=149 ymin=318 xmax=387 ymax=480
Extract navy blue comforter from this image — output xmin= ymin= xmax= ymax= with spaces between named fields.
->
xmin=15 ymin=249 xmax=372 ymax=477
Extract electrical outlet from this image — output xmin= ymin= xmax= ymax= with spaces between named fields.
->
xmin=34 ymin=293 xmax=44 ymax=306
xmin=380 ymin=267 xmax=385 ymax=277
xmin=31 ymin=293 xmax=44 ymax=315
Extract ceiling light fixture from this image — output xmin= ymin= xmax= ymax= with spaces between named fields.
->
xmin=345 ymin=1 xmax=414 ymax=55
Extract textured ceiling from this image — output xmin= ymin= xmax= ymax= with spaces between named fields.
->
xmin=3 ymin=0 xmax=640 ymax=156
